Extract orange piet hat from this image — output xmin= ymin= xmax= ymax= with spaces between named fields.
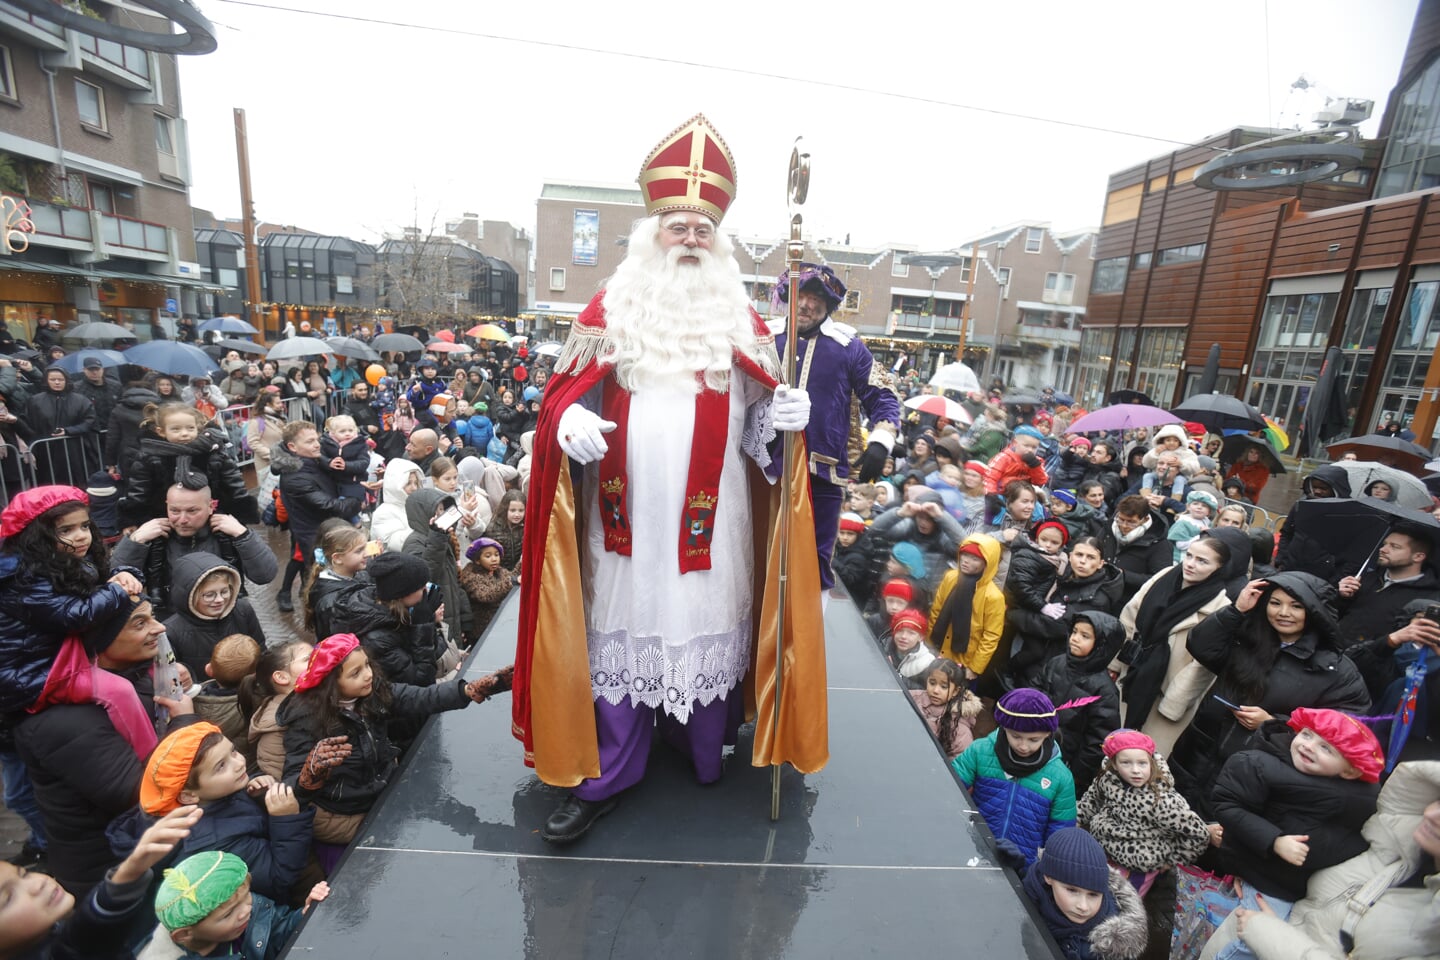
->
xmin=141 ymin=721 xmax=224 ymax=815
xmin=637 ymin=113 xmax=737 ymax=224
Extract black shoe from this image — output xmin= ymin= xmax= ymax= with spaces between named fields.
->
xmin=541 ymin=795 xmax=617 ymax=844
xmin=7 ymin=841 xmax=43 ymax=868
xmin=276 ymin=590 xmax=294 ymax=613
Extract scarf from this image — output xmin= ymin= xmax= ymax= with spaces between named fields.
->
xmin=996 ymin=732 xmax=1055 ymax=779
xmin=597 ymin=376 xmax=730 ymax=574
xmin=1122 ymin=566 xmax=1225 ymax=724
xmin=931 ymin=573 xmax=978 ymax=657
xmin=1022 ymin=863 xmax=1116 ymax=960
xmin=1111 ymin=516 xmax=1151 ymax=545
xmin=30 ymin=637 xmax=157 ymax=760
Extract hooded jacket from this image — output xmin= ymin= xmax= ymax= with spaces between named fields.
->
xmin=327 ymin=579 xmax=439 ymax=690
xmin=161 ymin=555 xmax=266 ymax=676
xmin=1275 ymin=465 xmax=1354 ymax=579
xmin=1172 ymin=572 xmax=1371 ymax=815
xmin=1219 ymin=759 xmax=1440 ymax=960
xmin=112 ymin=522 xmax=276 ymax=621
xmin=1010 ymin=559 xmax=1126 ymax=653
xmin=270 ymin=445 xmax=360 ymax=550
xmin=401 ymin=487 xmax=470 ymax=640
xmin=929 ymin=533 xmax=1005 ymax=676
xmin=120 ymin=426 xmax=256 ymax=528
xmin=1209 ymin=719 xmax=1380 ymax=900
xmin=1037 ymin=611 xmax=1125 ymax=794
xmin=1023 ymin=864 xmax=1149 ymax=960
xmin=27 ymin=367 xmax=97 ymax=439
xmin=1141 ymin=426 xmax=1200 ymax=476
xmin=103 ymin=386 xmax=158 ymax=472
xmin=371 ymin=457 xmax=421 ymax=553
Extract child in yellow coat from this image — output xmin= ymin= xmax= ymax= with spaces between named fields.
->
xmin=929 ymin=533 xmax=1006 ymax=680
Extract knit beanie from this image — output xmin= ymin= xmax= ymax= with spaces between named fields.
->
xmin=995 ymin=687 xmax=1059 ymax=733
xmin=880 ymin=579 xmax=915 ymax=603
xmin=963 ymin=460 xmax=989 ymax=478
xmin=1287 ymin=707 xmax=1385 ymax=783
xmin=891 ymin=542 xmax=927 ymax=579
xmin=1014 ymin=425 xmax=1044 ymax=441
xmin=369 ymin=551 xmax=431 ymax=601
xmin=838 ymin=512 xmax=865 ymax=533
xmin=1038 ymin=828 xmax=1110 ymax=894
xmin=891 ymin=608 xmax=928 ymax=635
xmin=465 ymin=536 xmax=503 ymax=561
xmin=85 ymin=594 xmax=145 ymax=653
xmin=1102 ymin=729 xmax=1156 ymax=759
xmin=141 ymin=721 xmax=224 ymax=815
xmin=1050 ymin=489 xmax=1078 ymax=507
xmin=1033 ymin=520 xmax=1070 ymax=545
xmin=1186 ymin=489 xmax=1218 ymax=512
xmin=1068 ymin=436 xmax=1092 ymax=449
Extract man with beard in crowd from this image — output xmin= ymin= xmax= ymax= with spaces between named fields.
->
xmin=514 ymin=114 xmax=823 ymax=845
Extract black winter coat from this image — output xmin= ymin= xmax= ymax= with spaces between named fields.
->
xmin=327 ymin=581 xmax=440 ymax=689
xmin=120 ymin=428 xmax=257 ymax=527
xmin=401 ymin=488 xmax=469 ymax=640
xmin=1170 ymin=584 xmax=1371 ymax=816
xmin=74 ymin=377 xmax=121 ymax=428
xmin=1082 ymin=458 xmax=1127 ymax=505
xmin=1036 ymin=610 xmax=1125 ymax=797
xmin=1009 ymin=561 xmax=1125 ymax=647
xmin=27 ymin=383 xmax=96 ymax=438
xmin=1048 ymin=448 xmax=1090 ymax=490
xmin=279 ymin=677 xmax=471 ymax=816
xmin=1099 ymin=508 xmax=1174 ymax=604
xmin=270 ymin=447 xmax=361 ymax=551
xmin=1336 ymin=566 xmax=1440 ymax=650
xmin=103 ymin=387 xmax=159 ymax=473
xmin=305 ymin=571 xmax=370 ymax=642
xmin=1275 ymin=465 xmax=1355 ymax=580
xmin=832 ymin=538 xmax=878 ymax=606
xmin=161 ymin=553 xmax=267 ymax=676
xmin=1210 ymin=720 xmax=1379 ymax=899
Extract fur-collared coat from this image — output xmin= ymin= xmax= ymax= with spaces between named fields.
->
xmin=1076 ymin=757 xmax=1212 ymax=872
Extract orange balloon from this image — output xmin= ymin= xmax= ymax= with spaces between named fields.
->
xmin=365 ymin=363 xmax=386 ymax=386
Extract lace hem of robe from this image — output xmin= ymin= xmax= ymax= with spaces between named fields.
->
xmin=588 ymin=620 xmax=752 ymax=722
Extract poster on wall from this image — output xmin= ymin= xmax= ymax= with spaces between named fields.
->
xmin=571 ymin=209 xmax=599 ymax=266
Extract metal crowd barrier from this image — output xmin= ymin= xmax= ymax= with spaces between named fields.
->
xmin=216 ymin=404 xmax=255 ymax=469
xmin=27 ymin=432 xmax=107 ymax=490
xmin=1223 ymin=495 xmax=1279 ymax=531
xmin=0 ymin=441 xmax=36 ymax=512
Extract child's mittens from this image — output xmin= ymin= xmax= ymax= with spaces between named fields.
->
xmin=1041 ymin=602 xmax=1067 ymax=620
xmin=464 ymin=664 xmax=515 ymax=704
xmin=298 ymin=736 xmax=352 ymax=791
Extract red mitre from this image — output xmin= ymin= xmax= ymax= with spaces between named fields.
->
xmin=637 ymin=113 xmax=736 ymax=224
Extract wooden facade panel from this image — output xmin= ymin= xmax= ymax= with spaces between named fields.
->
xmin=1086 ymin=294 xmax=1122 ymax=325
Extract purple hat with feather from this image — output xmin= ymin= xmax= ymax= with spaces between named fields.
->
xmin=995 ymin=688 xmax=1059 ymax=733
xmin=771 ymin=262 xmax=847 ymax=313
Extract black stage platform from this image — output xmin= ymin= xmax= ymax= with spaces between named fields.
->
xmin=283 ymin=591 xmax=1058 ymax=958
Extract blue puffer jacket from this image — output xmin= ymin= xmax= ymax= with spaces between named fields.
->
xmin=110 ymin=791 xmax=314 ymax=903
xmin=0 ymin=553 xmax=133 ymax=714
xmin=951 ymin=730 xmax=1077 ymax=866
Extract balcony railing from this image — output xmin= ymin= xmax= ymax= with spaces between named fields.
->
xmin=0 ymin=1 xmax=65 ymax=40
xmin=100 ymin=212 xmax=168 ymax=254
xmin=75 ymin=32 xmax=150 ymax=79
xmin=25 ymin=198 xmax=93 ymax=243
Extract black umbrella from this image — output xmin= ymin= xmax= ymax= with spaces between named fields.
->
xmin=1300 ymin=346 xmax=1348 ymax=458
xmin=1422 ymin=473 xmax=1440 ymax=498
xmin=1326 ymin=434 xmax=1433 ymax=476
xmin=1170 ymin=393 xmax=1265 ymax=433
xmin=1220 ymin=434 xmax=1286 ymax=475
xmin=216 ymin=338 xmax=267 ymax=356
xmin=1291 ymin=496 xmax=1440 ymax=577
xmin=371 ymin=332 xmax=426 ymax=354
xmin=1193 ymin=343 xmax=1222 ymax=397
xmin=1108 ymin=389 xmax=1155 ymax=406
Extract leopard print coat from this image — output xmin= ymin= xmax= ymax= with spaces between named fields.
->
xmin=1076 ymin=757 xmax=1211 ymax=871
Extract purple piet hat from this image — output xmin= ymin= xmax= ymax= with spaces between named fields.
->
xmin=771 ymin=262 xmax=847 ymax=312
xmin=994 ymin=688 xmax=1059 ymax=733
xmin=466 ymin=536 xmax=504 ymax=561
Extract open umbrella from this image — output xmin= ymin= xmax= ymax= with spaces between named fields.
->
xmin=928 ymin=362 xmax=981 ymax=395
xmin=1290 ymin=496 xmax=1440 ymax=578
xmin=1422 ymin=473 xmax=1440 ymax=498
xmin=1107 ymin=389 xmax=1155 ymax=406
xmin=533 ymin=341 xmax=563 ymax=358
xmin=1327 ymin=435 xmax=1434 ymax=476
xmin=902 ymin=394 xmax=973 ymax=424
xmin=1048 ymin=390 xmax=1076 ymax=407
xmin=1386 ymin=647 xmax=1429 ymax=773
xmin=63 ymin=321 xmax=135 ymax=343
xmin=123 ymin=341 xmax=219 ymax=379
xmin=324 ymin=337 xmax=381 ymax=362
xmin=433 ymin=329 xmax=456 ymax=343
xmin=266 ymin=338 xmax=333 ymax=362
xmin=426 ymin=340 xmax=471 ymax=354
xmin=1065 ymin=403 xmax=1181 ymax=434
xmin=1170 ymin=393 xmax=1265 ymax=433
xmin=198 ymin=315 xmax=259 ymax=335
xmin=53 ymin=348 xmax=126 ymax=374
xmin=215 ymin=338 xmax=268 ymax=356
xmin=370 ymin=332 xmax=426 ymax=354
xmin=471 ymin=323 xmax=511 ymax=343
xmin=1330 ymin=461 xmax=1434 ymax=510
xmin=1001 ymin=392 xmax=1044 ymax=407
xmin=1220 ymin=434 xmax=1286 ymax=475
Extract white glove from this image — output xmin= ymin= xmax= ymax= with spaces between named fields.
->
xmin=772 ymin=385 xmax=811 ymax=433
xmin=557 ymin=403 xmax=617 ymax=465
xmin=1041 ymin=602 xmax=1067 ymax=620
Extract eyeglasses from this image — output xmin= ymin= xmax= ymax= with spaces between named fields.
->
xmin=1115 ymin=515 xmax=1144 ymax=529
xmin=663 ymin=222 xmax=715 ymax=242
xmin=199 ymin=589 xmax=233 ymax=602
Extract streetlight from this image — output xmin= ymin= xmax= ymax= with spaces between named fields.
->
xmin=903 ymin=252 xmax=969 ymax=366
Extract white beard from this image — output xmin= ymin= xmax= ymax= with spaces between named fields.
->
xmin=599 ymin=219 xmax=763 ymax=395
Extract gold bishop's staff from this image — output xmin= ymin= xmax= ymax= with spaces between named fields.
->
xmin=772 ymin=140 xmax=809 ymax=821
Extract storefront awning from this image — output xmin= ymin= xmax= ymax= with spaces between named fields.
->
xmin=0 ymin=260 xmax=101 ymax=281
xmin=1 ymin=259 xmax=226 ymax=291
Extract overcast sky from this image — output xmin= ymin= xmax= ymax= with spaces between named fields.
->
xmin=178 ymin=0 xmax=1420 ymax=252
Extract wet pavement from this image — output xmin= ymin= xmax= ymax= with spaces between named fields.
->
xmin=281 ymin=588 xmax=1057 ymax=960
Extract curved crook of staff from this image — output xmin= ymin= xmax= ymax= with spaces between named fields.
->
xmin=772 ymin=139 xmax=809 ymax=822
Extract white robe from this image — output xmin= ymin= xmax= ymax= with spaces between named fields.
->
xmin=580 ymin=372 xmax=773 ymax=722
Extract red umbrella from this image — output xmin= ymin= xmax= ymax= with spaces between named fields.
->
xmin=902 ymin=394 xmax=972 ymax=424
xmin=425 ymin=340 xmax=470 ymax=353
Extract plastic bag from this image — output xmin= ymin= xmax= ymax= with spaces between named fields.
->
xmin=152 ymin=631 xmax=185 ymax=704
